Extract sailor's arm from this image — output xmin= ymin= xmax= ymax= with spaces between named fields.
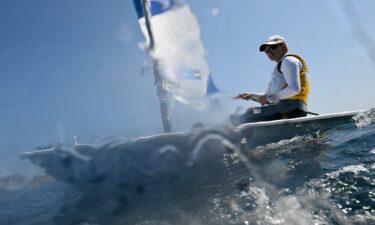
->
xmin=234 ymin=92 xmax=265 ymax=102
xmin=270 ymin=57 xmax=301 ymax=102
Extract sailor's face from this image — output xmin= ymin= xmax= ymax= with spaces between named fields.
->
xmin=265 ymin=45 xmax=282 ymax=61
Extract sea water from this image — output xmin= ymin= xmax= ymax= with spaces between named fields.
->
xmin=1 ymin=109 xmax=375 ymax=225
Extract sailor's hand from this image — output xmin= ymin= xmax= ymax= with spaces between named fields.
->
xmin=258 ymin=95 xmax=269 ymax=105
xmin=234 ymin=93 xmax=252 ymax=100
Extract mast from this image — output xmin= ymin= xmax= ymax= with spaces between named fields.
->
xmin=141 ymin=0 xmax=172 ymax=133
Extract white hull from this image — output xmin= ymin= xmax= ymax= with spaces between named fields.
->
xmin=20 ymin=110 xmax=362 ymax=185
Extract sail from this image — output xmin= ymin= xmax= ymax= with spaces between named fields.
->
xmin=133 ymin=0 xmax=219 ymax=109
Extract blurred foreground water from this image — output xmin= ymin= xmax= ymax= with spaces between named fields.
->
xmin=1 ymin=109 xmax=375 ymax=225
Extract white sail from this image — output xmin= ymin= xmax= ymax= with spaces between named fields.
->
xmin=133 ymin=0 xmax=219 ymax=109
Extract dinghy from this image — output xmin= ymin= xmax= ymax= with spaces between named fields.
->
xmin=19 ymin=1 xmax=369 ymax=186
xmin=20 ymin=110 xmax=362 ymax=185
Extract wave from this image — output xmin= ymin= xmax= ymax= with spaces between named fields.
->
xmin=2 ymin=109 xmax=375 ymax=225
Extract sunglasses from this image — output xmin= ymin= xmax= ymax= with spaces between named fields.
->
xmin=265 ymin=45 xmax=279 ymax=53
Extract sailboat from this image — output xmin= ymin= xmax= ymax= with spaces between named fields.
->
xmin=20 ymin=0 xmax=371 ymax=185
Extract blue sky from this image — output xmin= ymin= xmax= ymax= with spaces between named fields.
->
xmin=1 ymin=0 xmax=375 ymax=173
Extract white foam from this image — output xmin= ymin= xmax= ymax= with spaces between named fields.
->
xmin=327 ymin=164 xmax=369 ymax=178
xmin=353 ymin=108 xmax=375 ymax=128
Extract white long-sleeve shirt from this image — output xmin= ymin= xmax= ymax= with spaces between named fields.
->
xmin=253 ymin=55 xmax=306 ymax=103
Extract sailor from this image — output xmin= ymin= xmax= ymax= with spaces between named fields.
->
xmin=233 ymin=35 xmax=310 ymax=123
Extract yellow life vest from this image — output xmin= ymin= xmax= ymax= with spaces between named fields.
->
xmin=277 ymin=54 xmax=310 ymax=104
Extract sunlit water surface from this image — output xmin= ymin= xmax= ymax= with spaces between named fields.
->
xmin=1 ymin=110 xmax=375 ymax=225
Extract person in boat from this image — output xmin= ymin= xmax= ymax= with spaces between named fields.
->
xmin=232 ymin=35 xmax=310 ymax=124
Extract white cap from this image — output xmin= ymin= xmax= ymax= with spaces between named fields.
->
xmin=259 ymin=35 xmax=286 ymax=52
